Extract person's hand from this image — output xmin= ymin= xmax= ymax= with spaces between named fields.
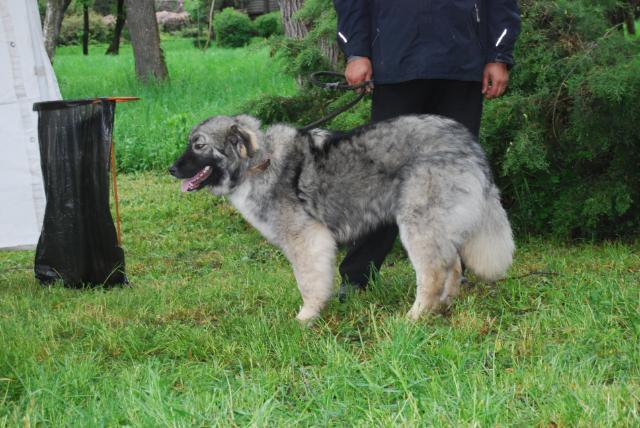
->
xmin=482 ymin=63 xmax=509 ymax=99
xmin=345 ymin=57 xmax=373 ymax=92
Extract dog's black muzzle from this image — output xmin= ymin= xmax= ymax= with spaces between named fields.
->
xmin=169 ymin=147 xmax=207 ymax=179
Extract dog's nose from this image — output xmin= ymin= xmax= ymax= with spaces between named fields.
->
xmin=169 ymin=165 xmax=178 ymax=177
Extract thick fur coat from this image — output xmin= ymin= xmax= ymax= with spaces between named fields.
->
xmin=170 ymin=114 xmax=514 ymax=323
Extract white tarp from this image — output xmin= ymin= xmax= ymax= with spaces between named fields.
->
xmin=0 ymin=0 xmax=61 ymax=250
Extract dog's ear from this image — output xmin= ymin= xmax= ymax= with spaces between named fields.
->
xmin=233 ymin=115 xmax=261 ymax=131
xmin=227 ymin=124 xmax=257 ymax=159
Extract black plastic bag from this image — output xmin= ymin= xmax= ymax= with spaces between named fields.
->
xmin=33 ymin=99 xmax=127 ymax=287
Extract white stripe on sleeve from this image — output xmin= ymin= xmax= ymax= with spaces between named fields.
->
xmin=495 ymin=29 xmax=507 ymax=47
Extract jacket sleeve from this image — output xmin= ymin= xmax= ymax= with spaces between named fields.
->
xmin=485 ymin=0 xmax=521 ymax=67
xmin=333 ymin=0 xmax=371 ymax=59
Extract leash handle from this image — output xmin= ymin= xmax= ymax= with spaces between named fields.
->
xmin=309 ymin=71 xmax=373 ymax=91
xmin=299 ymin=72 xmax=372 ymax=132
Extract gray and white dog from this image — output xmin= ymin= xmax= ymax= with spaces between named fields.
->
xmin=170 ymin=114 xmax=514 ymax=323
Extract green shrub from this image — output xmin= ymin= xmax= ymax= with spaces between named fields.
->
xmin=247 ymin=0 xmax=353 ymax=126
xmin=213 ymin=8 xmax=255 ymax=48
xmin=279 ymin=0 xmax=339 ymax=76
xmin=254 ymin=12 xmax=283 ymax=38
xmin=269 ymin=35 xmax=334 ymax=82
xmin=59 ymin=12 xmax=112 ymax=45
xmin=479 ymin=0 xmax=640 ymax=238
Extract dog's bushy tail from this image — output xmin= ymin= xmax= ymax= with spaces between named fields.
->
xmin=460 ymin=188 xmax=514 ymax=282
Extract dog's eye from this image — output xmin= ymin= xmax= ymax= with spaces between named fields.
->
xmin=193 ymin=143 xmax=206 ymax=150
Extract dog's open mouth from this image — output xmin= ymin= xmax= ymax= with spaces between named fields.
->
xmin=181 ymin=166 xmax=212 ymax=192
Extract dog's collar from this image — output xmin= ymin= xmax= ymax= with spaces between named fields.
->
xmin=247 ymin=158 xmax=271 ymax=176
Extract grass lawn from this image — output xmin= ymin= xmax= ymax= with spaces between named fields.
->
xmin=52 ymin=38 xmax=297 ymax=172
xmin=1 ymin=40 xmax=639 ymax=426
xmin=1 ymin=173 xmax=639 ymax=426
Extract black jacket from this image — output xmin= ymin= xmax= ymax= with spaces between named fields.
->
xmin=333 ymin=0 xmax=521 ymax=84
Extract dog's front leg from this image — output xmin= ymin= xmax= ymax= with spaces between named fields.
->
xmin=283 ymin=223 xmax=336 ymax=326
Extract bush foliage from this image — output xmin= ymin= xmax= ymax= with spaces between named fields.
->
xmin=245 ymin=0 xmax=353 ymax=127
xmin=254 ymin=12 xmax=283 ymax=38
xmin=249 ymin=0 xmax=640 ymax=239
xmin=58 ymin=11 xmax=113 ymax=45
xmin=481 ymin=0 xmax=640 ymax=238
xmin=213 ymin=8 xmax=255 ymax=48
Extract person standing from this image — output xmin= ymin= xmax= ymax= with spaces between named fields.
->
xmin=333 ymin=0 xmax=521 ymax=296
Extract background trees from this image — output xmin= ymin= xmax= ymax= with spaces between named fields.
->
xmin=42 ymin=0 xmax=72 ymax=61
xmin=124 ymin=0 xmax=169 ymax=82
xmin=278 ymin=0 xmax=307 ymax=39
xmin=42 ymin=0 xmax=169 ymax=81
xmin=105 ymin=0 xmax=125 ymax=55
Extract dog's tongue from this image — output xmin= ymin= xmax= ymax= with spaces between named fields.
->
xmin=181 ymin=166 xmax=212 ymax=192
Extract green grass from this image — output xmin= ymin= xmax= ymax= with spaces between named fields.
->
xmin=1 ymin=40 xmax=639 ymax=426
xmin=1 ymin=173 xmax=639 ymax=426
xmin=53 ymin=39 xmax=296 ymax=172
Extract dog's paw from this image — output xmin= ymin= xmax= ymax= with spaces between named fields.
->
xmin=406 ymin=299 xmax=445 ymax=321
xmin=406 ymin=306 xmax=424 ymax=321
xmin=295 ymin=307 xmax=320 ymax=327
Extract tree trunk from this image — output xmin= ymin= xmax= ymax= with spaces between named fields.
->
xmin=82 ymin=5 xmax=89 ymax=55
xmin=624 ymin=0 xmax=638 ymax=34
xmin=204 ymin=0 xmax=216 ymax=50
xmin=319 ymin=37 xmax=340 ymax=70
xmin=124 ymin=0 xmax=169 ymax=83
xmin=278 ymin=0 xmax=339 ymax=69
xmin=278 ymin=0 xmax=308 ymax=39
xmin=626 ymin=13 xmax=636 ymax=34
xmin=279 ymin=0 xmax=309 ymax=85
xmin=43 ymin=0 xmax=72 ymax=62
xmin=106 ymin=0 xmax=126 ymax=55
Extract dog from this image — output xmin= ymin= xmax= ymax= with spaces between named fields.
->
xmin=169 ymin=114 xmax=514 ymax=324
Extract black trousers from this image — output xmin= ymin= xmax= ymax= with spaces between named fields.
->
xmin=338 ymin=79 xmax=484 ymax=288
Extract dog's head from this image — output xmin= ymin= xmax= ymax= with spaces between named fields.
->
xmin=169 ymin=115 xmax=262 ymax=195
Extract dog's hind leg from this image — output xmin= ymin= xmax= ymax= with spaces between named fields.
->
xmin=282 ymin=222 xmax=336 ymax=325
xmin=441 ymin=256 xmax=462 ymax=308
xmin=398 ymin=223 xmax=459 ymax=320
